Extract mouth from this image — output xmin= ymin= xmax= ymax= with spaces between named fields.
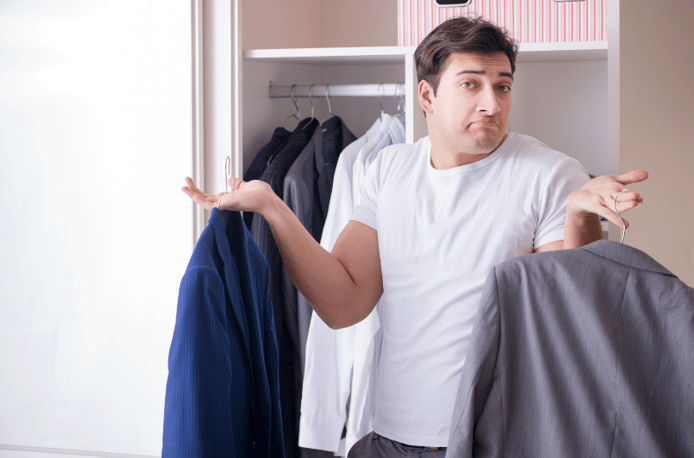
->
xmin=469 ymin=119 xmax=498 ymax=128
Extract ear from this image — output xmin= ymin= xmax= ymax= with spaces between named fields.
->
xmin=418 ymin=80 xmax=435 ymax=115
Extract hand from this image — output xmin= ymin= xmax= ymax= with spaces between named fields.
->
xmin=181 ymin=177 xmax=274 ymax=213
xmin=567 ymin=170 xmax=648 ymax=229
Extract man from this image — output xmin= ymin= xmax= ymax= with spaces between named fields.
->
xmin=183 ymin=16 xmax=647 ymax=457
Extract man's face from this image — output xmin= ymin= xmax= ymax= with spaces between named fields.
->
xmin=420 ymin=51 xmax=513 ymax=164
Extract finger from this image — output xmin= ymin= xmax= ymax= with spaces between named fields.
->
xmin=185 ymin=177 xmax=203 ymax=194
xmin=607 ymin=194 xmax=645 ymax=228
xmin=182 ymin=183 xmax=223 ymax=208
xmin=203 ymin=192 xmax=224 ymax=208
xmin=181 ymin=185 xmax=197 ymax=198
xmin=600 ymin=208 xmax=628 ymax=229
xmin=619 ymin=192 xmax=643 ymax=204
xmin=612 ymin=191 xmax=644 ymax=212
xmin=612 ymin=189 xmax=642 ymax=203
xmin=615 ymin=196 xmax=644 ymax=217
xmin=182 ymin=184 xmax=207 ymax=201
xmin=614 ymin=169 xmax=648 ymax=185
xmin=191 ymin=193 xmax=214 ymax=211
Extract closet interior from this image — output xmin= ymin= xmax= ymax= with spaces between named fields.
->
xmin=209 ymin=0 xmax=694 ymax=456
xmin=236 ymin=1 xmax=610 ymax=231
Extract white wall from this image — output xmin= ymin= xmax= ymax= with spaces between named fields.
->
xmin=0 ymin=1 xmax=194 ymax=456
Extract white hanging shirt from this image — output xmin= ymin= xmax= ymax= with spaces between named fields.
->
xmin=299 ymin=114 xmax=405 ymax=455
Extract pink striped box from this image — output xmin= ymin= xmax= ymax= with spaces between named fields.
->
xmin=398 ymin=0 xmax=607 ymax=46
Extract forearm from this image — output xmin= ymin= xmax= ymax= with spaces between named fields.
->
xmin=260 ymin=194 xmax=377 ymax=329
xmin=563 ymin=210 xmax=603 ymax=249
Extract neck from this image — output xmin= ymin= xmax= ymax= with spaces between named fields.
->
xmin=429 ymin=133 xmax=508 ymax=170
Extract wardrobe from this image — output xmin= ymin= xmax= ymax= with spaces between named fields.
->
xmin=197 ymin=0 xmax=693 ymax=286
xmin=188 ymin=0 xmax=694 ymax=455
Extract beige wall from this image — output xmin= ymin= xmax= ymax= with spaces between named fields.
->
xmin=613 ymin=1 xmax=694 ymax=284
xmin=322 ymin=0 xmax=398 ymax=47
xmin=241 ymin=0 xmax=323 ymax=49
xmin=242 ymin=0 xmax=397 ymax=49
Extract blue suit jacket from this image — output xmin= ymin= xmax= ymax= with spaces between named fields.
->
xmin=163 ymin=209 xmax=284 ymax=458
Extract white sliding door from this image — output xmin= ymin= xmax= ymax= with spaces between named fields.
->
xmin=0 ymin=1 xmax=196 ymax=456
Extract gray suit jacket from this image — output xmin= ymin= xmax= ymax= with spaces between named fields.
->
xmin=446 ymin=240 xmax=694 ymax=458
xmin=282 ymin=116 xmax=355 ymax=373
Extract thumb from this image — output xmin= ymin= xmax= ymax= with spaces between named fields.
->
xmin=227 ymin=177 xmax=245 ymax=190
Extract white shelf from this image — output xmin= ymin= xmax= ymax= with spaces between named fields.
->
xmin=517 ymin=41 xmax=608 ymax=62
xmin=244 ymin=41 xmax=607 ymax=65
xmin=244 ymin=46 xmax=416 ymax=65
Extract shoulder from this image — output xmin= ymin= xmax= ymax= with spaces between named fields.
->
xmin=503 ymin=133 xmax=588 ymax=178
xmin=506 ymin=133 xmax=571 ymax=162
xmin=370 ymin=136 xmax=430 ymax=170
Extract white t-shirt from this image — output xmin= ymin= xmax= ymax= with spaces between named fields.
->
xmin=350 ymin=133 xmax=590 ymax=447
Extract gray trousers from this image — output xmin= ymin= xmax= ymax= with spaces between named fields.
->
xmin=348 ymin=432 xmax=447 ymax=458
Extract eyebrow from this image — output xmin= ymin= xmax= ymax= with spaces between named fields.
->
xmin=457 ymin=70 xmax=514 ymax=80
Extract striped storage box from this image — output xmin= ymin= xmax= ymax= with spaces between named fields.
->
xmin=398 ymin=0 xmax=607 ymax=46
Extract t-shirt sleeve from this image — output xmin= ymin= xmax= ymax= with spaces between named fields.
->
xmin=350 ymin=152 xmax=382 ymax=230
xmin=534 ymin=157 xmax=591 ymax=249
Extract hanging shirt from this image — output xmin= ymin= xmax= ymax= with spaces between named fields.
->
xmin=299 ymin=114 xmax=406 ymax=455
xmin=283 ymin=116 xmax=356 ymax=371
xmin=251 ymin=116 xmax=319 ymax=458
xmin=243 ymin=127 xmax=292 ymax=229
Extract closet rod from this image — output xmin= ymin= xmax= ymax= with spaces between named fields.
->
xmin=269 ymin=82 xmax=405 ymax=99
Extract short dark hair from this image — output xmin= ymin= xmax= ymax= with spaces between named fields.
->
xmin=415 ymin=16 xmax=518 ymax=95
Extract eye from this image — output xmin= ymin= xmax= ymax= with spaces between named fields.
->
xmin=460 ymin=81 xmax=475 ymax=89
xmin=497 ymin=85 xmax=511 ymax=93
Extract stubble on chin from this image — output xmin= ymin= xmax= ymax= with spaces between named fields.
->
xmin=466 ymin=131 xmax=505 ymax=155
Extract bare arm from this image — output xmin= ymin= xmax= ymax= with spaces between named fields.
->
xmin=182 ymin=177 xmax=382 ymax=329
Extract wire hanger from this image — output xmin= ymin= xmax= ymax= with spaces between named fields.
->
xmin=321 ymin=84 xmax=335 ymax=124
xmin=224 ymin=156 xmax=231 ymax=193
xmin=284 ymin=84 xmax=301 ymax=127
xmin=308 ymin=84 xmax=315 ymax=121
xmin=613 ymin=189 xmax=647 ymax=244
xmin=395 ymin=82 xmax=406 ymax=115
xmin=377 ymin=83 xmax=386 ymax=119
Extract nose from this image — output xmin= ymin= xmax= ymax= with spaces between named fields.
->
xmin=476 ymin=86 xmax=501 ymax=115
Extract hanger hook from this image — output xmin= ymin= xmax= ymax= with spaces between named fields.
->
xmin=613 ymin=189 xmax=648 ymax=244
xmin=395 ymin=83 xmax=405 ymax=113
xmin=224 ymin=156 xmax=231 ymax=193
xmin=613 ymin=190 xmax=628 ymax=244
xmin=377 ymin=83 xmax=385 ymax=115
xmin=308 ymin=84 xmax=315 ymax=121
xmin=290 ymin=84 xmax=301 ymax=120
xmin=325 ymin=84 xmax=333 ymax=115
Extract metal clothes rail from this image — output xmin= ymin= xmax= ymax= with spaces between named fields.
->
xmin=268 ymin=82 xmax=406 ymax=99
